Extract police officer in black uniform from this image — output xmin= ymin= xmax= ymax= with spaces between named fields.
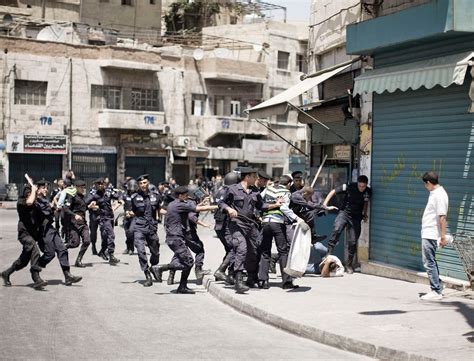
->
xmin=218 ymin=167 xmax=269 ymax=294
xmin=88 ymin=183 xmax=100 ymax=255
xmin=323 ymin=175 xmax=371 ymax=273
xmin=35 ymin=179 xmax=82 ymax=286
xmin=213 ymin=172 xmax=239 ymax=284
xmin=122 ymin=178 xmax=138 ymax=255
xmin=130 ymin=174 xmax=162 ymax=287
xmin=86 ymin=177 xmax=120 ymax=265
xmin=152 ymin=186 xmax=217 ymax=294
xmin=63 ymin=179 xmax=91 ymax=268
xmin=1 ymin=182 xmax=46 ymax=290
xmin=185 ymin=186 xmax=212 ymax=286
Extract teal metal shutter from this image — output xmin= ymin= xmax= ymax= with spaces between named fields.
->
xmin=370 ymin=79 xmax=474 ymax=281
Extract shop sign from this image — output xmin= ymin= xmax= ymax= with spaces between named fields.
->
xmin=333 ymin=145 xmax=351 ymax=160
xmin=242 ymin=139 xmax=287 ymax=164
xmin=6 ymin=133 xmax=67 ymax=154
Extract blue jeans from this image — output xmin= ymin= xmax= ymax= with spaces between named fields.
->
xmin=422 ymin=238 xmax=442 ymax=294
xmin=306 ymin=242 xmax=328 ymax=274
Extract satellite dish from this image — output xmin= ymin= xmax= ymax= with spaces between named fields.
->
xmin=253 ymin=44 xmax=263 ymax=52
xmin=214 ymin=47 xmax=231 ymax=58
xmin=193 ymin=48 xmax=204 ymax=61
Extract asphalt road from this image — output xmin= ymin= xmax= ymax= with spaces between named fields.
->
xmin=0 ymin=208 xmax=371 ymax=360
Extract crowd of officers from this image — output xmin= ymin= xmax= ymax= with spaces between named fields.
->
xmin=1 ymin=167 xmax=371 ymax=295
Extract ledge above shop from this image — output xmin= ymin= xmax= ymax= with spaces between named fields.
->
xmin=347 ymin=0 xmax=474 ymax=55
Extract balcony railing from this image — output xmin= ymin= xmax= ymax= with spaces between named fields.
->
xmin=97 ymin=109 xmax=166 ymax=131
xmin=195 ymin=115 xmax=268 ymax=140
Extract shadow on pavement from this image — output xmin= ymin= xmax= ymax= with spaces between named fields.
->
xmin=287 ymin=286 xmax=311 ymax=293
xmin=359 ymin=310 xmax=408 ymax=316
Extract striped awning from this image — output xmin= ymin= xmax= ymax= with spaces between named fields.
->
xmin=354 ymin=52 xmax=474 ymax=95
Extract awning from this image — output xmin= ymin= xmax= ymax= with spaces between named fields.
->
xmin=354 ymin=51 xmax=474 ymax=95
xmin=246 ymin=62 xmax=353 ymax=119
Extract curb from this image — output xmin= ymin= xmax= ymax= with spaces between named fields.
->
xmin=361 ymin=261 xmax=471 ymax=291
xmin=204 ymin=278 xmax=436 ymax=361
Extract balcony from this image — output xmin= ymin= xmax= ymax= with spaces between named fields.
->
xmin=97 ymin=109 xmax=166 ymax=131
xmin=195 ymin=115 xmax=268 ymax=141
xmin=189 ymin=58 xmax=267 ymax=84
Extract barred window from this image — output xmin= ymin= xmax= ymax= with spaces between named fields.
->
xmin=14 ymin=80 xmax=47 ymax=105
xmin=131 ymin=88 xmax=160 ymax=111
xmin=91 ymin=85 xmax=122 ymax=109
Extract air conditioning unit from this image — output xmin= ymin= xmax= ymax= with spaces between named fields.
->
xmin=176 ymin=136 xmax=190 ymax=147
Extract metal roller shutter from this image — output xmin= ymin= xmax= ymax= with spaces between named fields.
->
xmin=371 ymin=79 xmax=474 ymax=281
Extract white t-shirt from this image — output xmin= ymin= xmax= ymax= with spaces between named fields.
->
xmin=421 ymin=185 xmax=449 ymax=240
xmin=319 ymin=255 xmax=344 ymax=277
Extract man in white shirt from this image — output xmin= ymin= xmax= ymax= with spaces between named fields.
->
xmin=319 ymin=255 xmax=345 ymax=277
xmin=420 ymin=171 xmax=449 ymax=301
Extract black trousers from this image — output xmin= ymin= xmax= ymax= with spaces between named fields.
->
xmin=68 ymin=220 xmax=91 ymax=254
xmin=328 ymin=212 xmax=362 ymax=257
xmin=186 ymin=231 xmax=204 ymax=268
xmin=89 ymin=212 xmax=99 ymax=245
xmin=258 ymin=222 xmax=290 ymax=283
xmin=123 ymin=218 xmax=134 ymax=251
xmin=166 ymin=236 xmax=194 ymax=271
xmin=38 ymin=226 xmax=70 ymax=271
xmin=99 ymin=218 xmax=116 ymax=255
xmin=10 ymin=232 xmax=41 ymax=273
xmin=228 ymin=219 xmax=260 ymax=274
xmin=134 ymin=226 xmax=160 ymax=272
xmin=215 ymin=224 xmax=234 ymax=266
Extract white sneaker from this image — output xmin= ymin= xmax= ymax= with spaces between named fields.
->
xmin=420 ymin=291 xmax=443 ymax=301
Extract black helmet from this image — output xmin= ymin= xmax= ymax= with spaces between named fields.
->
xmin=126 ymin=179 xmax=138 ymax=192
xmin=224 ymin=172 xmax=240 ymax=185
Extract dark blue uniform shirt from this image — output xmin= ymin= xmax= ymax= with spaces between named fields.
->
xmin=165 ymin=199 xmax=196 ymax=239
xmin=131 ymin=190 xmax=162 ymax=228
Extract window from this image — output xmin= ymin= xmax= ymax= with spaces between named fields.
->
xmin=230 ymin=100 xmax=241 ymax=117
xmin=214 ymin=96 xmax=225 ymax=116
xmin=192 ymin=94 xmax=206 ymax=116
xmin=277 ymin=51 xmax=290 ymax=70
xmin=296 ymin=54 xmax=307 ymax=73
xmin=91 ymin=85 xmax=122 ymax=109
xmin=131 ymin=88 xmax=160 ymax=111
xmin=14 ymin=80 xmax=47 ymax=105
xmin=121 ymin=0 xmax=132 ymax=5
xmin=276 ymin=112 xmax=287 ymax=123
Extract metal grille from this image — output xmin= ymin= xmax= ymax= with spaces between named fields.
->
xmin=452 ymin=233 xmax=473 ymax=289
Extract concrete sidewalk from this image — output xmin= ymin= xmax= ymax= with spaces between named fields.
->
xmin=200 ymin=237 xmax=473 ymax=361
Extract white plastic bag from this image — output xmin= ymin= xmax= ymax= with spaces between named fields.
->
xmin=284 ymin=223 xmax=312 ymax=278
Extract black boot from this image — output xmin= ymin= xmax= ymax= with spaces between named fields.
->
xmin=143 ymin=270 xmax=153 ymax=287
xmin=98 ymin=249 xmax=108 ymax=261
xmin=245 ymin=273 xmax=258 ymax=288
xmin=234 ymin=271 xmax=249 ymax=294
xmin=75 ymin=249 xmax=87 ymax=268
xmin=282 ymin=280 xmax=299 ymax=289
xmin=311 ymin=234 xmax=327 ymax=245
xmin=167 ymin=270 xmax=176 ymax=285
xmin=150 ymin=264 xmax=170 ymax=283
xmin=195 ymin=265 xmax=211 ymax=285
xmin=326 ymin=245 xmax=334 ymax=257
xmin=345 ymin=256 xmax=354 ymax=274
xmin=64 ymin=270 xmax=82 ymax=286
xmin=91 ymin=243 xmax=98 ymax=256
xmin=269 ymin=253 xmax=279 ymax=274
xmin=177 ymin=269 xmax=195 ymax=294
xmin=31 ymin=271 xmax=47 ymax=290
xmin=214 ymin=261 xmax=229 ymax=282
xmin=1 ymin=266 xmax=14 ymax=287
xmin=225 ymin=268 xmax=235 ymax=286
xmin=108 ymin=254 xmax=120 ymax=265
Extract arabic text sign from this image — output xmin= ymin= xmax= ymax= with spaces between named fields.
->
xmin=242 ymin=139 xmax=287 ymax=163
xmin=7 ymin=134 xmax=67 ymax=154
